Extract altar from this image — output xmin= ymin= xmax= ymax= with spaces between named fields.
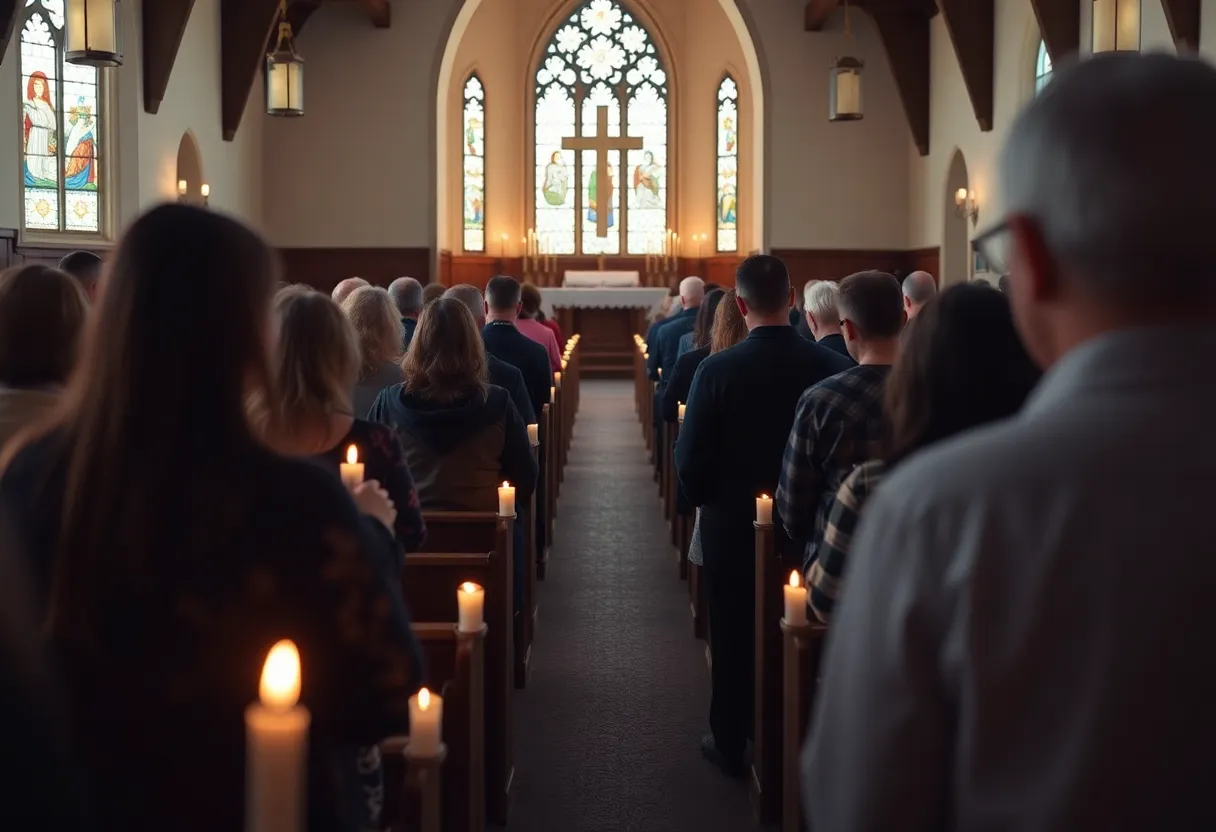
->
xmin=542 ymin=273 xmax=669 ymax=377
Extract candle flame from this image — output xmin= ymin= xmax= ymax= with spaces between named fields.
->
xmin=789 ymin=570 xmax=801 ymax=589
xmin=502 ymin=481 xmax=510 ymax=488
xmin=461 ymin=581 xmax=481 ymax=594
xmin=419 ymin=687 xmax=432 ymax=710
xmin=760 ymin=493 xmax=770 ymax=500
xmin=259 ymin=640 xmax=301 ymax=709
xmin=346 ymin=444 xmax=358 ymax=465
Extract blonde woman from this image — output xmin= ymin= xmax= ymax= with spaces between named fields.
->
xmin=341 ymin=286 xmax=405 ymax=417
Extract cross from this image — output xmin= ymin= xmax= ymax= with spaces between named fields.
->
xmin=562 ymin=105 xmax=644 ymax=238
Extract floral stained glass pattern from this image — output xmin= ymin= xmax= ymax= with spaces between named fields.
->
xmin=1035 ymin=40 xmax=1052 ymax=94
xmin=716 ymin=75 xmax=738 ymax=253
xmin=463 ymin=74 xmax=486 ymax=253
xmin=19 ymin=0 xmax=102 ymax=235
xmin=534 ymin=0 xmax=668 ymax=256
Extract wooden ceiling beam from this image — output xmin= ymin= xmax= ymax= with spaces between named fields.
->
xmin=865 ymin=5 xmax=931 ymax=156
xmin=0 ymin=0 xmax=20 ymax=66
xmin=221 ymin=0 xmax=280 ymax=141
xmin=286 ymin=0 xmax=323 ymax=38
xmin=355 ymin=0 xmax=391 ymax=28
xmin=938 ymin=0 xmax=993 ymax=130
xmin=805 ymin=0 xmax=839 ymax=32
xmin=1161 ymin=0 xmax=1201 ymax=51
xmin=142 ymin=0 xmax=196 ymax=115
xmin=1028 ymin=0 xmax=1080 ymax=64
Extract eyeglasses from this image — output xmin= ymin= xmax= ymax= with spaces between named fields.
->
xmin=972 ymin=218 xmax=1013 ymax=277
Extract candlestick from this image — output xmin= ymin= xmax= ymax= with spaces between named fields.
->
xmin=457 ymin=581 xmax=485 ymax=633
xmin=246 ymin=640 xmax=310 ymax=832
xmin=498 ymin=481 xmax=516 ymax=517
xmin=756 ymin=493 xmax=773 ymax=526
xmin=499 ymin=233 xmax=507 ymax=258
xmin=408 ymin=687 xmax=443 ymax=758
xmin=527 ymin=423 xmax=539 ymax=445
xmin=678 ymin=402 xmax=686 ymax=422
xmin=339 ymin=444 xmax=364 ymax=491
xmin=783 ymin=571 xmax=808 ymax=625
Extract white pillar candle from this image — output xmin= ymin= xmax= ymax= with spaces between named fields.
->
xmin=678 ymin=402 xmax=686 ymax=422
xmin=407 ymin=687 xmax=443 ymax=758
xmin=498 ymin=481 xmax=516 ymax=517
xmin=554 ymin=371 xmax=563 ymax=387
xmin=756 ymin=493 xmax=773 ymax=526
xmin=457 ymin=581 xmax=485 ymax=633
xmin=561 ymin=358 xmax=568 ymax=371
xmin=527 ymin=423 xmax=539 ymax=445
xmin=339 ymin=444 xmax=364 ymax=491
xmin=784 ymin=571 xmax=808 ymax=626
xmin=550 ymin=385 xmax=557 ymax=402
xmin=246 ymin=640 xmax=310 ymax=832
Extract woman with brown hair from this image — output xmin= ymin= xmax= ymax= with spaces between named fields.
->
xmin=341 ymin=285 xmax=405 ymax=416
xmin=0 ymin=265 xmax=88 ymax=450
xmin=0 ymin=204 xmax=420 ymax=832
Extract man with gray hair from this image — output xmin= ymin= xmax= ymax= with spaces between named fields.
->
xmin=647 ymin=276 xmax=704 ymax=382
xmin=331 ymin=277 xmax=369 ymax=305
xmin=803 ymin=279 xmax=853 ymax=360
xmin=805 ymin=53 xmax=1216 ymax=830
xmin=388 ymin=277 xmax=424 ymax=350
xmin=900 ymin=270 xmax=936 ymax=319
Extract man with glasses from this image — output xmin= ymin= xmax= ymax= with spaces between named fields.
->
xmin=805 ymin=52 xmax=1216 ymax=830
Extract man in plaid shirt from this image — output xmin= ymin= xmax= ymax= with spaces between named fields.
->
xmin=775 ymin=271 xmax=905 ymax=569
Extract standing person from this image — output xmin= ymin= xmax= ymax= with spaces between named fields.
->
xmin=58 ymin=250 xmax=103 ymax=303
xmin=482 ymin=276 xmax=552 ymax=422
xmin=341 ymin=286 xmax=405 ymax=417
xmin=0 ymin=204 xmax=421 ymax=832
xmin=803 ymin=280 xmax=854 ymax=360
xmin=388 ymin=277 xmax=424 ymax=350
xmin=661 ymin=288 xmax=725 ymax=423
xmin=422 ymin=282 xmax=446 ymax=306
xmin=517 ymin=283 xmax=563 ymax=371
xmin=676 ymin=255 xmax=850 ymax=777
xmin=900 ymin=270 xmax=936 ymax=320
xmin=332 ymin=276 xmax=369 ymax=304
xmin=805 ymin=53 xmax=1216 ymax=830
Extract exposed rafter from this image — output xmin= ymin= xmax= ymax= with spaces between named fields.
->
xmin=1161 ymin=0 xmax=1201 ymax=51
xmin=355 ymin=0 xmax=391 ymax=28
xmin=142 ymin=0 xmax=197 ymax=114
xmin=865 ymin=4 xmax=932 ymax=156
xmin=805 ymin=0 xmax=839 ymax=32
xmin=221 ymin=0 xmax=281 ymax=141
xmin=0 ymin=0 xmax=20 ymax=66
xmin=938 ymin=0 xmax=993 ymax=131
xmin=1028 ymin=0 xmax=1080 ymax=63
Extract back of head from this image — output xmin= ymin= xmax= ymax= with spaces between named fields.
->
xmin=0 ymin=265 xmax=88 ymax=389
xmin=444 ymin=284 xmax=486 ymax=325
xmin=422 ymin=282 xmax=447 ymax=306
xmin=485 ymin=275 xmax=522 ymax=313
xmin=711 ymin=288 xmax=749 ymax=353
xmin=901 ymin=271 xmax=937 ymax=306
xmin=679 ymin=276 xmax=705 ymax=304
xmin=331 ymin=277 xmax=369 ymax=305
xmin=519 ymin=283 xmax=543 ymax=319
xmin=693 ymin=288 xmax=726 ymax=349
xmin=886 ymin=283 xmax=1040 ymax=466
xmin=804 ymin=280 xmax=841 ymax=323
xmin=57 ymin=251 xmax=102 ymax=294
xmin=342 ymin=286 xmax=404 ymax=375
xmin=403 ymin=296 xmax=488 ymax=403
xmin=837 ymin=271 xmax=905 ymax=340
xmin=388 ymin=277 xmax=424 ymax=318
xmin=735 ymin=254 xmax=791 ymax=316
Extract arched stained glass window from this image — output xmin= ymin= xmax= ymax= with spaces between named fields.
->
xmin=716 ymin=75 xmax=738 ymax=253
xmin=463 ymin=74 xmax=486 ymax=253
xmin=1035 ymin=40 xmax=1053 ymax=94
xmin=19 ymin=0 xmax=104 ymax=236
xmin=534 ymin=0 xmax=669 ymax=256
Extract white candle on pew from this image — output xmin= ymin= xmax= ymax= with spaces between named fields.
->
xmin=339 ymin=444 xmax=363 ymax=491
xmin=678 ymin=402 xmax=686 ymax=422
xmin=457 ymin=581 xmax=485 ymax=633
xmin=555 ymin=371 xmax=563 ymax=387
xmin=561 ymin=358 xmax=568 ymax=371
xmin=498 ymin=481 xmax=516 ymax=517
xmin=550 ymin=385 xmax=556 ymax=402
xmin=246 ymin=640 xmax=310 ymax=832
xmin=783 ymin=571 xmax=808 ymax=625
xmin=407 ymin=687 xmax=443 ymax=758
xmin=527 ymin=423 xmax=539 ymax=445
xmin=756 ymin=493 xmax=773 ymax=526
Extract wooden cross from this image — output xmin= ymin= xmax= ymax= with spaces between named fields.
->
xmin=562 ymin=105 xmax=644 ymax=238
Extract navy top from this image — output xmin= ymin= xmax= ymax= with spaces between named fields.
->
xmin=401 ymin=317 xmax=418 ymax=351
xmin=482 ymin=321 xmax=552 ymax=421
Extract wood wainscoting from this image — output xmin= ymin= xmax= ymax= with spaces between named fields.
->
xmin=277 ymin=247 xmax=431 ymax=294
xmin=771 ymin=246 xmax=943 ymax=292
xmin=906 ymin=246 xmax=941 ymax=281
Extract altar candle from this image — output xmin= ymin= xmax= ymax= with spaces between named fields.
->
xmin=340 ymin=444 xmax=364 ymax=491
xmin=408 ymin=687 xmax=443 ymax=758
xmin=498 ymin=481 xmax=516 ymax=517
xmin=678 ymin=402 xmax=686 ymax=422
xmin=527 ymin=423 xmax=539 ymax=445
xmin=457 ymin=581 xmax=485 ymax=633
xmin=756 ymin=493 xmax=773 ymax=526
xmin=246 ymin=640 xmax=310 ymax=832
xmin=784 ymin=571 xmax=808 ymax=626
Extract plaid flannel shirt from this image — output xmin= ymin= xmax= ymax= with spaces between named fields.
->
xmin=775 ymin=364 xmax=890 ymax=570
xmin=807 ymin=460 xmax=886 ymax=622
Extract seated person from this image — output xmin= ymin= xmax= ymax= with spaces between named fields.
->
xmin=341 ymin=286 xmax=405 ymax=417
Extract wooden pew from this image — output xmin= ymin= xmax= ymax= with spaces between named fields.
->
xmin=781 ymin=618 xmax=827 ymax=832
xmin=689 ymin=557 xmax=706 ymax=639
xmin=539 ymin=403 xmax=553 ymax=580
xmin=402 ymin=512 xmax=515 ymax=825
xmin=518 ymin=490 xmax=536 ymax=690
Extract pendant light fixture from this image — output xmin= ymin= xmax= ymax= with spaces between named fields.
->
xmin=266 ymin=0 xmax=305 ymax=117
xmin=1092 ymin=0 xmax=1141 ymax=53
xmin=830 ymin=2 xmax=863 ymax=122
xmin=66 ymin=0 xmax=124 ymax=67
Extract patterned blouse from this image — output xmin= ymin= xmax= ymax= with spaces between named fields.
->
xmin=807 ymin=459 xmax=887 ymax=623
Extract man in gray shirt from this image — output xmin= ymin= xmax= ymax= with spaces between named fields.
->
xmin=804 ymin=53 xmax=1216 ymax=830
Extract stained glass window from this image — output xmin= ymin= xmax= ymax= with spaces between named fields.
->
xmin=1035 ymin=40 xmax=1053 ymax=94
xmin=462 ymin=74 xmax=485 ymax=253
xmin=534 ymin=0 xmax=668 ymax=256
xmin=716 ymin=75 xmax=738 ymax=253
xmin=19 ymin=0 xmax=104 ymax=236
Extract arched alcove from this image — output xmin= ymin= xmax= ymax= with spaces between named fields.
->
xmin=942 ymin=148 xmax=971 ymax=287
xmin=175 ymin=131 xmax=206 ymax=206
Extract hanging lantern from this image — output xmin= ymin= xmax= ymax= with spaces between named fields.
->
xmin=266 ymin=0 xmax=305 ymax=117
xmin=830 ymin=57 xmax=864 ymax=122
xmin=66 ymin=0 xmax=123 ymax=67
xmin=1092 ymin=0 xmax=1140 ymax=53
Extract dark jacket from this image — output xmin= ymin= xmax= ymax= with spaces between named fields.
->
xmin=651 ymin=306 xmax=697 ymax=384
xmin=675 ymin=326 xmax=852 ymax=567
xmin=791 ymin=307 xmax=814 ymax=341
xmin=662 ymin=345 xmax=709 ymax=424
xmin=482 ymin=321 xmax=552 ymax=421
xmin=401 ymin=318 xmax=418 ymax=352
xmin=816 ymin=332 xmax=854 ymax=362
xmin=488 ymin=355 xmax=535 ymax=424
xmin=353 ymin=361 xmax=405 ymax=419
xmin=368 ymin=384 xmax=537 ymax=512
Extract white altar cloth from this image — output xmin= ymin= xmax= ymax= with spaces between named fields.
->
xmin=540 ymin=287 xmax=669 ymax=318
xmin=563 ymin=270 xmax=640 ymax=288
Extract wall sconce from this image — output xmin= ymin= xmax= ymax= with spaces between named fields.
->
xmin=1092 ymin=0 xmax=1140 ymax=53
xmin=955 ymin=188 xmax=978 ymax=225
xmin=177 ymin=179 xmax=188 ymax=203
xmin=201 ymin=183 xmax=211 ymax=208
xmin=66 ymin=0 xmax=124 ymax=67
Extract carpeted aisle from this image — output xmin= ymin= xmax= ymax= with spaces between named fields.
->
xmin=504 ymin=380 xmax=758 ymax=832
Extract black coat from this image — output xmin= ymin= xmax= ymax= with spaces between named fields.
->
xmin=482 ymin=321 xmax=552 ymax=421
xmin=662 ymin=345 xmax=709 ymax=424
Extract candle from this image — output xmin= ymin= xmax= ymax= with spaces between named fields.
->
xmin=678 ymin=402 xmax=686 ymax=422
xmin=201 ymin=183 xmax=211 ymax=198
xmin=756 ymin=493 xmax=773 ymax=526
xmin=339 ymin=444 xmax=364 ymax=491
xmin=246 ymin=640 xmax=310 ymax=832
xmin=784 ymin=571 xmax=808 ymax=625
xmin=457 ymin=581 xmax=485 ymax=633
xmin=561 ymin=358 xmax=568 ymax=371
xmin=498 ymin=480 xmax=516 ymax=517
xmin=555 ymin=371 xmax=563 ymax=387
xmin=408 ymin=687 xmax=443 ymax=758
xmin=550 ymin=385 xmax=556 ymax=401
xmin=527 ymin=423 xmax=539 ymax=445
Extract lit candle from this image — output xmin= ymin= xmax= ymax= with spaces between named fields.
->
xmin=756 ymin=493 xmax=773 ymax=526
xmin=201 ymin=183 xmax=211 ymax=198
xmin=783 ymin=571 xmax=808 ymax=625
xmin=527 ymin=423 xmax=539 ymax=445
xmin=177 ymin=179 xmax=188 ymax=196
xmin=498 ymin=480 xmax=516 ymax=517
xmin=457 ymin=581 xmax=485 ymax=633
xmin=246 ymin=640 xmax=310 ymax=832
xmin=339 ymin=444 xmax=364 ymax=491
xmin=561 ymin=358 xmax=568 ymax=371
xmin=678 ymin=402 xmax=686 ymax=422
xmin=408 ymin=687 xmax=443 ymax=758
xmin=550 ymin=385 xmax=556 ymax=401
xmin=555 ymin=371 xmax=563 ymax=387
